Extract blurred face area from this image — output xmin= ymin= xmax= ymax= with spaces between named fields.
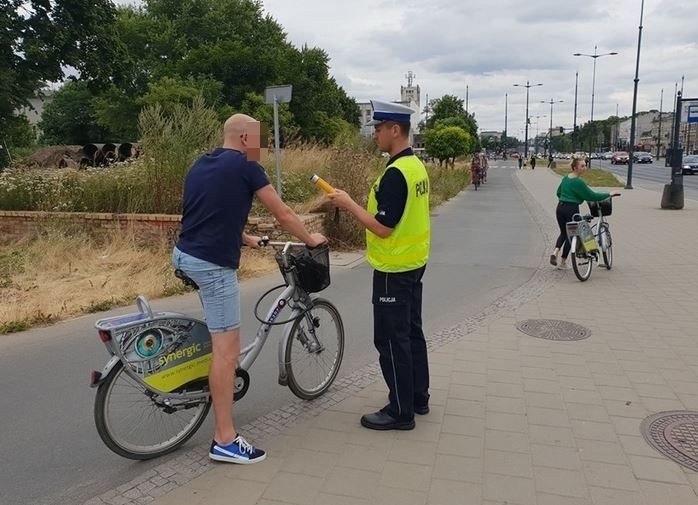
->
xmin=242 ymin=120 xmax=261 ymax=161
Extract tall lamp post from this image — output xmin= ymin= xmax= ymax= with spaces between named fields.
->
xmin=513 ymin=80 xmax=543 ymax=159
xmin=573 ymin=72 xmax=579 ymax=151
xmin=542 ymin=99 xmax=563 ymax=156
xmin=626 ymin=0 xmax=645 ymax=190
xmin=574 ymin=46 xmax=618 ymax=163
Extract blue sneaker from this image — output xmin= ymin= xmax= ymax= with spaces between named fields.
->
xmin=209 ymin=435 xmax=266 ymax=464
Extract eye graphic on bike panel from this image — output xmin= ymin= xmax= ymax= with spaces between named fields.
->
xmin=135 ymin=330 xmax=164 ymax=358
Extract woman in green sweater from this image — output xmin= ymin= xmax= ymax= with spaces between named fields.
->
xmin=551 ymin=156 xmax=621 ymax=269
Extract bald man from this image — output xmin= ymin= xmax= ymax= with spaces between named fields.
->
xmin=173 ymin=114 xmax=326 ymax=464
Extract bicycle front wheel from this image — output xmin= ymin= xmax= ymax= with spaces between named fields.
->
xmin=285 ymin=298 xmax=344 ymax=400
xmin=571 ymin=240 xmax=593 ymax=282
xmin=94 ymin=361 xmax=211 ymax=460
xmin=600 ymin=224 xmax=613 ymax=270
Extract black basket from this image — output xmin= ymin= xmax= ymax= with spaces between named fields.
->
xmin=277 ymin=245 xmax=331 ymax=293
xmin=588 ymin=198 xmax=612 ymax=217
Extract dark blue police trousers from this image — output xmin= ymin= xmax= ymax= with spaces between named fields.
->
xmin=372 ymin=265 xmax=429 ymax=421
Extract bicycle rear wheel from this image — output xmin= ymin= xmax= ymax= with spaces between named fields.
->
xmin=600 ymin=224 xmax=613 ymax=270
xmin=94 ymin=361 xmax=211 ymax=460
xmin=571 ymin=239 xmax=593 ymax=282
xmin=285 ymin=298 xmax=344 ymax=400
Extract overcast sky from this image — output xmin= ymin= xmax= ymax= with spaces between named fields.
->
xmin=119 ymin=0 xmax=695 ymax=137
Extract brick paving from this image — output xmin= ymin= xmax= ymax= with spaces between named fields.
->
xmin=84 ymin=166 xmax=698 ymax=505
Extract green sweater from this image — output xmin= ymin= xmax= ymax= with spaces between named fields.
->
xmin=556 ymin=176 xmax=610 ymax=204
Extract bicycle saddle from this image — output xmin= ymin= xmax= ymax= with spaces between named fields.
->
xmin=174 ymin=269 xmax=199 ymax=290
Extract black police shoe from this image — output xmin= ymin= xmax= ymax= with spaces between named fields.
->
xmin=360 ymin=410 xmax=415 ymax=431
xmin=415 ymin=404 xmax=430 ymax=415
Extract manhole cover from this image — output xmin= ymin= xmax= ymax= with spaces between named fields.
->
xmin=641 ymin=411 xmax=698 ymax=472
xmin=515 ymin=319 xmax=591 ymax=341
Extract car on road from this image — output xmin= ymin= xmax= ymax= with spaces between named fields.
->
xmin=602 ymin=151 xmax=614 ymax=160
xmin=611 ymin=152 xmax=629 ymax=164
xmin=682 ymin=155 xmax=698 ymax=175
xmin=633 ymin=152 xmax=653 ymax=163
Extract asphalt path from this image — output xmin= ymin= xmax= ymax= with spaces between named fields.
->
xmin=0 ymin=160 xmax=543 ymax=505
xmin=593 ymin=158 xmax=698 ymax=200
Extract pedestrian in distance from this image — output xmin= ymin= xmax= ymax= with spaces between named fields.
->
xmin=550 ymin=155 xmax=620 ymax=269
xmin=173 ymin=113 xmax=327 ymax=464
xmin=530 ymin=155 xmax=537 ymax=170
xmin=548 ymin=153 xmax=554 ymax=168
xmin=518 ymin=156 xmax=523 ymax=169
xmin=328 ymin=99 xmax=431 ymax=431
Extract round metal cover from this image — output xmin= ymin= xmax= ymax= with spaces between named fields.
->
xmin=641 ymin=411 xmax=698 ymax=472
xmin=515 ymin=319 xmax=591 ymax=341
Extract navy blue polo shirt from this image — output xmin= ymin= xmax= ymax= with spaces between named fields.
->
xmin=374 ymin=147 xmax=412 ymax=228
xmin=176 ymin=148 xmax=270 ymax=268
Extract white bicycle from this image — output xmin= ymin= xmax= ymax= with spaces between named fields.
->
xmin=90 ymin=241 xmax=344 ymax=460
xmin=565 ymin=195 xmax=620 ymax=282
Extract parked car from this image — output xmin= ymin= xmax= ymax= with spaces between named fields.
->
xmin=682 ymin=155 xmax=698 ymax=175
xmin=602 ymin=151 xmax=614 ymax=160
xmin=611 ymin=152 xmax=629 ymax=164
xmin=633 ymin=152 xmax=653 ymax=163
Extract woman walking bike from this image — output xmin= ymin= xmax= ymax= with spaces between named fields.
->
xmin=550 ymin=155 xmax=620 ymax=269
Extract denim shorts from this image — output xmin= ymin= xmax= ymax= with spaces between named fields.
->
xmin=172 ymin=247 xmax=240 ymax=333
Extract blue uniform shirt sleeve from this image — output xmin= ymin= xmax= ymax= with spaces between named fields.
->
xmin=374 ymin=167 xmax=407 ymax=228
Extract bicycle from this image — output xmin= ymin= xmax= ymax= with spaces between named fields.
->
xmin=472 ymin=167 xmax=482 ymax=190
xmin=90 ymin=240 xmax=344 ymax=460
xmin=565 ymin=195 xmax=619 ymax=282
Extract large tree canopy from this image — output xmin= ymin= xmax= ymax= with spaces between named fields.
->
xmin=32 ymin=0 xmax=359 ymax=144
xmin=0 ymin=0 xmax=125 ymax=123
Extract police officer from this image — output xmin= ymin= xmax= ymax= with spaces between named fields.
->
xmin=329 ymin=100 xmax=430 ymax=430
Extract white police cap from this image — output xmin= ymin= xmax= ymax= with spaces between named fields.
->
xmin=366 ymin=99 xmax=415 ymax=126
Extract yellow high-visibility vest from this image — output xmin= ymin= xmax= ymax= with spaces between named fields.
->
xmin=366 ymin=155 xmax=430 ymax=272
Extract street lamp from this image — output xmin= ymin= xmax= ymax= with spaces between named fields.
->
xmin=513 ymin=81 xmax=543 ymax=158
xmin=626 ymin=0 xmax=645 ymax=190
xmin=542 ymin=99 xmax=564 ymax=156
xmin=533 ymin=115 xmax=546 ymax=154
xmin=574 ymin=46 xmax=618 ymax=163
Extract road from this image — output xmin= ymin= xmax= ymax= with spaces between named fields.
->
xmin=594 ymin=158 xmax=698 ymax=200
xmin=0 ymin=161 xmax=543 ymax=505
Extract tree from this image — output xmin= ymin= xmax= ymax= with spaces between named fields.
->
xmin=39 ymin=81 xmax=104 ymax=145
xmin=424 ymin=95 xmax=479 ymax=151
xmin=424 ymin=126 xmax=472 ymax=166
xmin=0 ymin=114 xmax=35 ymax=167
xmin=94 ymin=1 xmax=358 ymax=143
xmin=0 ymin=0 xmax=127 ymax=127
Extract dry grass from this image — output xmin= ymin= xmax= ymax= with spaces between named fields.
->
xmin=0 ymin=230 xmax=277 ymax=334
xmin=1 ymin=143 xmax=473 ymax=334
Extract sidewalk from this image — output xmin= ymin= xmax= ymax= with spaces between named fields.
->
xmin=102 ymin=167 xmax=698 ymax=505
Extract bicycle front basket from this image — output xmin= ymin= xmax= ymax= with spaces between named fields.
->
xmin=588 ymin=198 xmax=612 ymax=217
xmin=290 ymin=245 xmax=331 ymax=293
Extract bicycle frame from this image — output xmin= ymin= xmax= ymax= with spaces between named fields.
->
xmin=90 ymin=243 xmax=316 ymax=399
xmin=566 ymin=208 xmax=609 ymax=258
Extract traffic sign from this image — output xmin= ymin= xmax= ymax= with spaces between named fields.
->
xmin=680 ymin=99 xmax=698 ymax=123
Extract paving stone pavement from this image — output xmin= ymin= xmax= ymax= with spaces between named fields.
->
xmin=84 ymin=166 xmax=698 ymax=505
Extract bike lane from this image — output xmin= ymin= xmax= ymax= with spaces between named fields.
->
xmin=0 ymin=160 xmax=546 ymax=505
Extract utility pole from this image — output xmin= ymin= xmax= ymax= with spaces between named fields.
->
xmin=513 ymin=80 xmax=543 ymax=159
xmin=504 ymin=93 xmax=508 ymax=150
xmin=573 ymin=71 xmax=579 ymax=151
xmin=465 ymin=85 xmax=469 ymax=114
xmin=626 ymin=0 xmax=645 ymax=190
xmin=657 ymin=89 xmax=664 ymax=159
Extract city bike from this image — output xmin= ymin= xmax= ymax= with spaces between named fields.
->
xmin=565 ymin=195 xmax=619 ymax=282
xmin=90 ymin=240 xmax=344 ymax=460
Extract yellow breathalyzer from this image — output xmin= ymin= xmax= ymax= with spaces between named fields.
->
xmin=310 ymin=174 xmax=336 ymax=194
